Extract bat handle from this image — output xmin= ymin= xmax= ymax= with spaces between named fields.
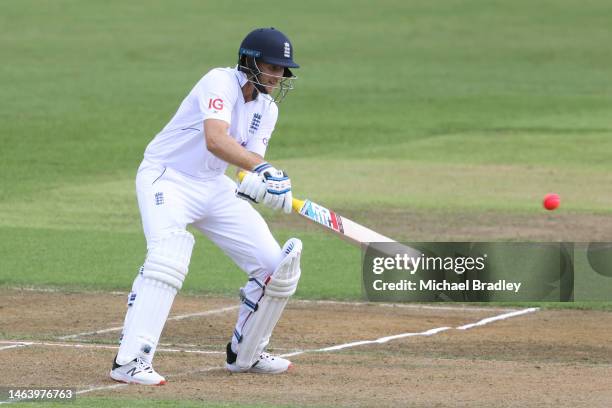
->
xmin=237 ymin=170 xmax=304 ymax=213
xmin=292 ymin=198 xmax=305 ymax=213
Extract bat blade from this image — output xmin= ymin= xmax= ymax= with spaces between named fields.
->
xmin=293 ymin=198 xmax=395 ymax=245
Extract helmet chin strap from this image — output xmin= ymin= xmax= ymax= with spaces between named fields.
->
xmin=253 ymin=78 xmax=268 ymax=96
xmin=249 ymin=77 xmax=267 ymax=100
xmin=242 ymin=56 xmax=268 ymax=100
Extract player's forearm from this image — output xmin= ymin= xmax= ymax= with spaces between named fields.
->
xmin=204 ymin=118 xmax=265 ymax=170
xmin=206 ymin=132 xmax=264 ymax=171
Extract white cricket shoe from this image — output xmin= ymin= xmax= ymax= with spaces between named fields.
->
xmin=110 ymin=357 xmax=167 ymax=385
xmin=226 ymin=343 xmax=292 ymax=374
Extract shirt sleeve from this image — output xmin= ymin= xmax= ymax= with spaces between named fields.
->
xmin=246 ymin=102 xmax=278 ymax=158
xmin=194 ymin=69 xmax=236 ymax=125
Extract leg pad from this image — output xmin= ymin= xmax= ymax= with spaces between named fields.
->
xmin=235 ymin=238 xmax=302 ymax=369
xmin=142 ymin=230 xmax=195 ymax=290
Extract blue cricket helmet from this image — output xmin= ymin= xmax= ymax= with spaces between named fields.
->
xmin=239 ymin=27 xmax=299 ymax=78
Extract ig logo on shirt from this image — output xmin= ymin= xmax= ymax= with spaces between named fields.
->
xmin=208 ymin=98 xmax=224 ymax=111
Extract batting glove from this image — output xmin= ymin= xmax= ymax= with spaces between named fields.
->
xmin=253 ymin=162 xmax=293 ymax=214
xmin=236 ymin=171 xmax=266 ymax=204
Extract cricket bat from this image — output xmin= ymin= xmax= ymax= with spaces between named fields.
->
xmin=238 ymin=171 xmax=399 ymax=246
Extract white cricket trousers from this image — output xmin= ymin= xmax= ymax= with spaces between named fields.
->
xmin=132 ymin=160 xmax=283 ymax=357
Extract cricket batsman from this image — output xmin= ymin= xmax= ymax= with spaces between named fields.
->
xmin=110 ymin=27 xmax=301 ymax=385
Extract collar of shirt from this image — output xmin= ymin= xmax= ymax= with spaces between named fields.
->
xmin=234 ymin=66 xmax=248 ymax=87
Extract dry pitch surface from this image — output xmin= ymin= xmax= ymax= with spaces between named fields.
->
xmin=1 ymin=289 xmax=611 ymax=407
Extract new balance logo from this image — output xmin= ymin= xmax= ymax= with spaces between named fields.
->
xmin=285 ymin=242 xmax=294 ymax=254
xmin=154 ymin=192 xmax=164 ymax=205
xmin=284 ymin=42 xmax=291 ymax=58
xmin=126 ymin=367 xmax=141 ymax=377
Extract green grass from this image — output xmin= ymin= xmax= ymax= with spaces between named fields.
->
xmin=1 ymin=0 xmax=611 ymax=309
xmin=0 ymin=226 xmax=360 ymax=299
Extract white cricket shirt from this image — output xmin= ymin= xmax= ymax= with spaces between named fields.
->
xmin=143 ymin=67 xmax=278 ymax=179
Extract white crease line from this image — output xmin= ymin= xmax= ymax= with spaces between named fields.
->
xmin=167 ymin=305 xmax=239 ymax=321
xmin=0 ymin=287 xmax=127 ymax=295
xmin=282 ymin=308 xmax=540 ymax=357
xmin=58 ymin=305 xmax=239 ymax=340
xmin=157 ymin=348 xmax=222 ymax=355
xmin=75 ymin=383 xmax=128 ymax=395
xmin=456 ymin=307 xmax=539 ymax=330
xmin=58 ymin=327 xmax=129 ymax=340
xmin=0 ymin=340 xmax=223 ymax=355
xmin=158 ymin=342 xmax=218 ymax=348
xmin=0 ymin=343 xmax=32 ymax=351
xmin=281 ymin=327 xmax=451 ymax=357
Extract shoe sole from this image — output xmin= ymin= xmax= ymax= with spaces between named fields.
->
xmin=110 ymin=371 xmax=167 ymax=386
xmin=226 ymin=362 xmax=293 ymax=374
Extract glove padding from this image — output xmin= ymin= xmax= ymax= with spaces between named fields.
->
xmin=252 ymin=162 xmax=293 ymax=214
xmin=236 ymin=171 xmax=266 ymax=203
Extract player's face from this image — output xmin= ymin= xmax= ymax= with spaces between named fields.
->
xmin=258 ymin=62 xmax=285 ymax=93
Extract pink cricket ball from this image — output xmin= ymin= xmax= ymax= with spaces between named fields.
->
xmin=543 ymin=193 xmax=560 ymax=211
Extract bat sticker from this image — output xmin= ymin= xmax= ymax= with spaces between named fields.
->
xmin=300 ymin=200 xmax=345 ymax=234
